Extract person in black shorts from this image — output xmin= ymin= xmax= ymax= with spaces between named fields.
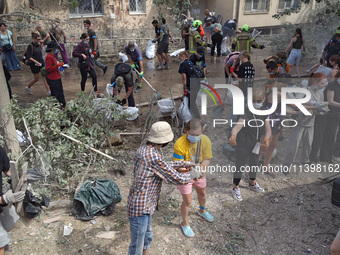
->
xmin=111 ymin=63 xmax=135 ymax=107
xmin=154 ymin=18 xmax=174 ymax=70
xmin=25 ymin=33 xmax=51 ymax=95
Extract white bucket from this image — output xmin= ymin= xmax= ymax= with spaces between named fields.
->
xmin=157 ymin=99 xmax=175 ymax=113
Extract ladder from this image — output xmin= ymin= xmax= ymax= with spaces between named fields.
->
xmin=109 ymin=4 xmax=118 ymax=53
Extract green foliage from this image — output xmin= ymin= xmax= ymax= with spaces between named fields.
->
xmin=273 ymin=0 xmax=340 ymax=19
xmin=65 ymin=0 xmax=80 ymax=10
xmin=6 ymin=93 xmax=126 ymax=189
xmin=153 ymin=0 xmax=199 ymax=29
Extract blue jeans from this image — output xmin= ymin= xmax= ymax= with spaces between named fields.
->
xmin=128 ymin=214 xmax=153 ymax=255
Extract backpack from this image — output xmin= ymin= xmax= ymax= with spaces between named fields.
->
xmin=213 ymin=25 xmax=222 ymax=34
xmin=50 ymin=25 xmax=59 ymax=42
xmin=115 ymin=63 xmax=131 ymax=76
xmin=187 ymin=60 xmax=205 ymax=78
xmin=21 ymin=43 xmax=34 ymax=65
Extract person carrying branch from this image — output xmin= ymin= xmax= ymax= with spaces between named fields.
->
xmin=0 ymin=146 xmax=25 ymax=255
xmin=110 ymin=63 xmax=135 ymax=107
xmin=127 ymin=121 xmax=197 ymax=255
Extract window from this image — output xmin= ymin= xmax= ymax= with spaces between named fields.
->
xmin=69 ymin=0 xmax=103 ymax=17
xmin=129 ymin=0 xmax=146 ymax=14
xmin=244 ymin=0 xmax=270 ymax=12
xmin=278 ymin=0 xmax=293 ymax=10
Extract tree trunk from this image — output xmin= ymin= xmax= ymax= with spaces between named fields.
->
xmin=0 ymin=64 xmax=20 ymax=157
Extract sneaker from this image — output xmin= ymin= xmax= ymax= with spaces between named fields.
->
xmin=4 ymin=244 xmax=9 ymax=251
xmin=232 ymin=188 xmax=242 ymax=201
xmin=156 ymin=65 xmax=163 ymax=70
xmin=135 ymin=86 xmax=142 ymax=93
xmin=164 ymin=65 xmax=170 ymax=70
xmin=47 ymin=91 xmax=51 ymax=96
xmin=25 ymin=86 xmax=33 ymax=95
xmin=307 ymin=69 xmax=311 ymax=75
xmin=63 ymin=63 xmax=70 ymax=69
xmin=333 ymin=155 xmax=340 ymax=162
xmin=103 ymin=66 xmax=108 ymax=74
xmin=249 ymin=182 xmax=264 ymax=193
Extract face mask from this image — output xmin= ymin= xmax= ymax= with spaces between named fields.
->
xmin=54 ymin=49 xmax=58 ymax=54
xmin=129 ymin=48 xmax=135 ymax=52
xmin=84 ymin=26 xmax=88 ymax=29
xmin=84 ymin=41 xmax=88 ymax=44
xmin=187 ymin=134 xmax=201 ymax=144
xmin=269 ymin=72 xmax=275 ymax=75
xmin=314 ymin=86 xmax=320 ymax=91
xmin=198 ymin=54 xmax=202 ymax=58
xmin=253 ymin=102 xmax=263 ymax=109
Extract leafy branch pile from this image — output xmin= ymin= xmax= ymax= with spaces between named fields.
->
xmin=4 ymin=93 xmax=127 ymax=192
xmin=267 ymin=3 xmax=340 ymax=63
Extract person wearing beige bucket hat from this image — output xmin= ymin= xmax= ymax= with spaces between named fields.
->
xmin=127 ymin=121 xmax=198 ymax=255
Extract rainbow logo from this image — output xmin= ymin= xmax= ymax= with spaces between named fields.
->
xmin=200 ymin=83 xmax=222 ymax=106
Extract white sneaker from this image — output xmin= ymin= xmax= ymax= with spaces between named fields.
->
xmin=25 ymin=87 xmax=33 ymax=95
xmin=232 ymin=188 xmax=242 ymax=201
xmin=249 ymin=182 xmax=264 ymax=193
xmin=156 ymin=65 xmax=163 ymax=70
xmin=63 ymin=64 xmax=70 ymax=69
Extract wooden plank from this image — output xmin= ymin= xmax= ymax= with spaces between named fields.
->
xmin=9 ymin=161 xmax=19 ymax=191
xmin=43 ymin=216 xmax=61 ymax=224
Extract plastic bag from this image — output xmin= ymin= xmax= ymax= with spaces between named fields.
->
xmin=106 ymin=83 xmax=113 ymax=97
xmin=221 ymin=38 xmax=227 ymax=55
xmin=224 ymin=90 xmax=233 ymax=106
xmin=146 ymin=40 xmax=155 ymax=59
xmin=158 ymin=99 xmax=175 ymax=113
xmin=123 ymin=107 xmax=139 ymax=121
xmin=178 ymin=97 xmax=193 ymax=123
xmin=118 ymin=52 xmax=128 ymax=63
xmin=170 ymin=48 xmax=185 ymax=57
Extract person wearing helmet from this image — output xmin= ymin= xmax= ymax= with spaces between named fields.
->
xmin=127 ymin=121 xmax=195 ymax=255
xmin=232 ymin=24 xmax=264 ymax=54
xmin=189 ymin=20 xmax=212 ymax=54
xmin=110 ymin=63 xmax=135 ymax=107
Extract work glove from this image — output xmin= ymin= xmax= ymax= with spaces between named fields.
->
xmin=183 ymin=89 xmax=189 ymax=97
xmin=2 ymin=189 xmax=25 ymax=204
xmin=118 ymin=98 xmax=127 ymax=106
xmin=57 ymin=62 xmax=64 ymax=67
xmin=315 ymin=104 xmax=328 ymax=112
xmin=302 ymin=52 xmax=306 ymax=56
xmin=152 ymin=38 xmax=157 ymax=43
xmin=139 ymin=71 xmax=143 ymax=78
xmin=93 ymin=50 xmax=97 ymax=56
xmin=131 ymin=64 xmax=136 ymax=70
xmin=230 ymin=66 xmax=235 ymax=73
xmin=261 ymin=138 xmax=270 ymax=148
xmin=259 ymin=45 xmax=265 ymax=49
xmin=229 ymin=135 xmax=237 ymax=146
xmin=207 ymin=43 xmax=213 ymax=48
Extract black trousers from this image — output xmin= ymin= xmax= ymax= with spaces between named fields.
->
xmin=309 ymin=114 xmax=327 ymax=161
xmin=119 ymin=79 xmax=135 ymax=107
xmin=211 ymin=33 xmax=223 ymax=57
xmin=46 ymin=77 xmax=66 ymax=108
xmin=80 ymin=68 xmax=97 ymax=92
xmin=187 ymin=85 xmax=201 ymax=120
xmin=320 ymin=114 xmax=339 ymax=161
xmin=234 ymin=144 xmax=258 ymax=186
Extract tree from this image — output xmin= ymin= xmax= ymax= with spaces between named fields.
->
xmin=273 ymin=0 xmax=340 ymax=19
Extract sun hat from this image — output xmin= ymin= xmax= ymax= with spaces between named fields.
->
xmin=116 ymin=76 xmax=124 ymax=91
xmin=147 ymin=121 xmax=174 ymax=144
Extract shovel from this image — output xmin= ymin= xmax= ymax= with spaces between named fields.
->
xmin=134 ymin=69 xmax=162 ymax=100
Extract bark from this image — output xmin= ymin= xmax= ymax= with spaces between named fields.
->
xmin=0 ymin=64 xmax=20 ymax=157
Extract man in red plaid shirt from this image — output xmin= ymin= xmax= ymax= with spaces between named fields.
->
xmin=127 ymin=121 xmax=199 ymax=255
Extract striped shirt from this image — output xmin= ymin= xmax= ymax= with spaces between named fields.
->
xmin=127 ymin=144 xmax=191 ymax=218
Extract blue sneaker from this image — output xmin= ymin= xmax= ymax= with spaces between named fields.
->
xmin=181 ymin=222 xmax=194 ymax=238
xmin=198 ymin=210 xmax=214 ymax=222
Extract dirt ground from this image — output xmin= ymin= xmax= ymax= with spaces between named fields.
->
xmin=5 ymin=47 xmax=340 ymax=255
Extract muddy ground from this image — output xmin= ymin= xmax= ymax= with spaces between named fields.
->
xmin=5 ymin=47 xmax=340 ymax=255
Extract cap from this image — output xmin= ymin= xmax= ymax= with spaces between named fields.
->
xmin=197 ymin=46 xmax=206 ymax=56
xmin=205 ymin=9 xmax=209 ymax=12
xmin=329 ymin=38 xmax=336 ymax=44
xmin=128 ymin=41 xmax=135 ymax=50
xmin=147 ymin=121 xmax=174 ymax=144
xmin=45 ymin=41 xmax=58 ymax=51
xmin=116 ymin=76 xmax=124 ymax=91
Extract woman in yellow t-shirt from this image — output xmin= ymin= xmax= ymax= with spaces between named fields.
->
xmin=173 ymin=119 xmax=214 ymax=238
